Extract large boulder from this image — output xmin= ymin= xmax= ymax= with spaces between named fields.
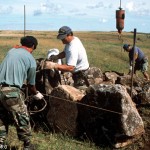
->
xmin=115 ymin=75 xmax=140 ymax=86
xmin=137 ymin=82 xmax=150 ymax=104
xmin=78 ymin=84 xmax=145 ymax=148
xmin=47 ymin=85 xmax=85 ymax=137
xmin=87 ymin=67 xmax=104 ymax=85
xmin=103 ymin=71 xmax=124 ymax=84
xmin=115 ymin=75 xmax=150 ymax=105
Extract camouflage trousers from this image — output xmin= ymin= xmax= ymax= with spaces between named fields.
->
xmin=0 ymin=86 xmax=31 ymax=144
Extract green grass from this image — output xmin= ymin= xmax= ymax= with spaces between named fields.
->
xmin=8 ymin=126 xmax=102 ymax=150
xmin=0 ymin=31 xmax=150 ymax=76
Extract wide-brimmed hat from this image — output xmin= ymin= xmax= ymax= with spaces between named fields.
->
xmin=57 ymin=26 xmax=72 ymax=40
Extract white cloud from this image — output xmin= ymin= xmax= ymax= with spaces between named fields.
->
xmin=87 ymin=2 xmax=104 ymax=9
xmin=0 ymin=6 xmax=13 ymax=14
xmin=126 ymin=1 xmax=134 ymax=12
xmin=0 ymin=0 xmax=150 ymax=33
xmin=125 ymin=1 xmax=150 ymax=16
xmin=99 ymin=18 xmax=107 ymax=23
xmin=44 ymin=3 xmax=61 ymax=13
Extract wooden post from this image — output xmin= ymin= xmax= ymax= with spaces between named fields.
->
xmin=130 ymin=28 xmax=136 ymax=98
xmin=24 ymin=5 xmax=26 ymax=37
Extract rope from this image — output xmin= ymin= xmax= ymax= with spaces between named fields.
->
xmin=25 ymin=96 xmax=47 ymax=114
xmin=43 ymin=93 xmax=122 ymax=115
xmin=26 ymin=93 xmax=122 ymax=115
xmin=24 ymin=90 xmax=123 ymax=115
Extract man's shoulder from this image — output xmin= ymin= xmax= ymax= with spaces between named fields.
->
xmin=71 ymin=36 xmax=82 ymax=45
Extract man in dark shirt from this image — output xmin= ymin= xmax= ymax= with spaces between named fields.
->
xmin=123 ymin=44 xmax=149 ymax=80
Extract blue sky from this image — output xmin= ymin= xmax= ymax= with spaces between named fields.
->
xmin=0 ymin=0 xmax=150 ymax=33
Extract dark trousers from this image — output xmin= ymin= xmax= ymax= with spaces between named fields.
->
xmin=72 ymin=69 xmax=89 ymax=87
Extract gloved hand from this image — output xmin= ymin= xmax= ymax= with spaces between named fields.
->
xmin=33 ymin=91 xmax=44 ymax=100
xmin=128 ymin=66 xmax=132 ymax=75
xmin=44 ymin=61 xmax=59 ymax=70
xmin=49 ymin=55 xmax=58 ymax=61
xmin=129 ymin=66 xmax=132 ymax=71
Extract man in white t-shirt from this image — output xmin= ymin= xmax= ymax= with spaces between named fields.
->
xmin=44 ymin=26 xmax=90 ymax=87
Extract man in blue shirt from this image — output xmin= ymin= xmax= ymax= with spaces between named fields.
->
xmin=123 ymin=44 xmax=149 ymax=80
xmin=0 ymin=36 xmax=43 ymax=150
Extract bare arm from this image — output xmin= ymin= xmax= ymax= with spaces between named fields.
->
xmin=57 ymin=64 xmax=75 ymax=72
xmin=57 ymin=51 xmax=65 ymax=59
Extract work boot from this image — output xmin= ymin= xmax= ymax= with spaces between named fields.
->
xmin=23 ymin=140 xmax=36 ymax=150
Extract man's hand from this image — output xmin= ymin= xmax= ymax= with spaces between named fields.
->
xmin=44 ymin=61 xmax=58 ymax=70
xmin=49 ymin=55 xmax=58 ymax=61
xmin=129 ymin=66 xmax=132 ymax=71
xmin=128 ymin=66 xmax=132 ymax=75
xmin=33 ymin=91 xmax=44 ymax=100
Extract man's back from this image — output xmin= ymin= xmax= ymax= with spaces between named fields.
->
xmin=129 ymin=46 xmax=145 ymax=62
xmin=0 ymin=47 xmax=36 ymax=88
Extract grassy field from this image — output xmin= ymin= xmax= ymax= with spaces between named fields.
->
xmin=0 ymin=30 xmax=150 ymax=150
xmin=0 ymin=30 xmax=150 ymax=75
